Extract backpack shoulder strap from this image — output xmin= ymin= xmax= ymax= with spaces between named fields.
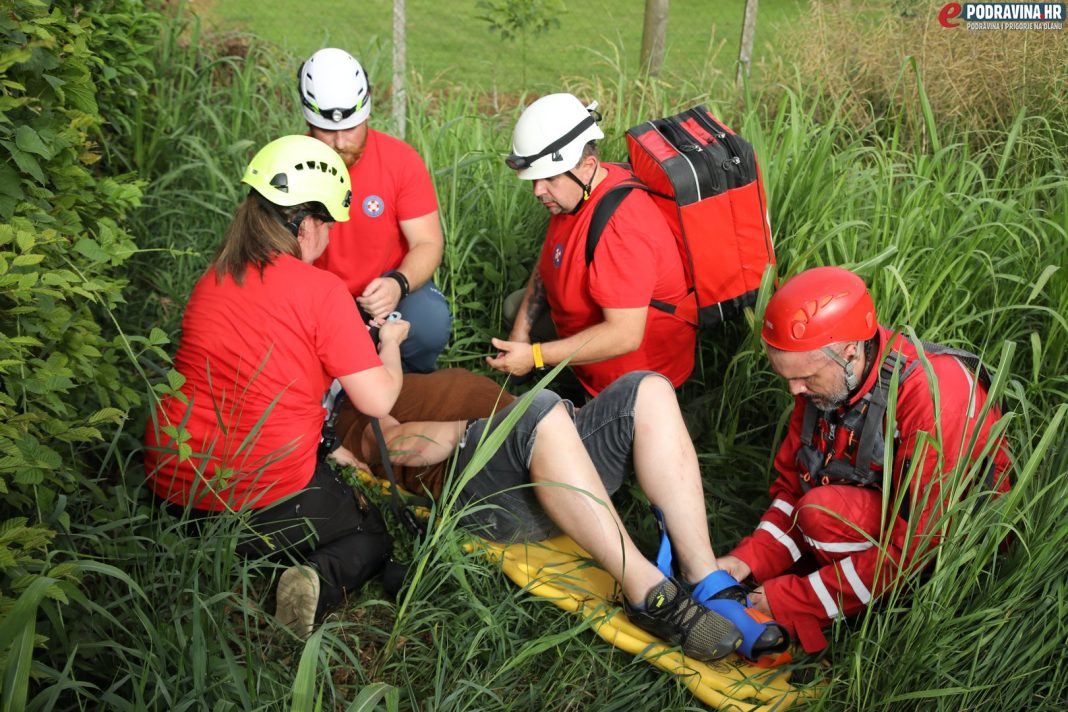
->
xmin=852 ymin=352 xmax=917 ymax=481
xmin=585 ymin=169 xmax=649 ymax=266
xmin=917 ymin=339 xmax=993 ymax=390
xmin=798 ymin=400 xmax=820 ymax=448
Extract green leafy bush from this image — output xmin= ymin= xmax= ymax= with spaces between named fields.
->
xmin=0 ymin=0 xmax=159 ymax=703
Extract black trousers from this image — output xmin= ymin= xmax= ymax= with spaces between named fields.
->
xmin=164 ymin=460 xmax=393 ymax=614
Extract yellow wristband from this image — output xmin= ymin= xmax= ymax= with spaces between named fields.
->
xmin=531 ymin=342 xmax=545 ymax=369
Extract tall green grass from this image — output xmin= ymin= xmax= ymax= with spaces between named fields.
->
xmin=29 ymin=6 xmax=1068 ymax=710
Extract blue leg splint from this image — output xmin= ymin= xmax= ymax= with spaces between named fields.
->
xmin=651 ymin=506 xmax=790 ymax=660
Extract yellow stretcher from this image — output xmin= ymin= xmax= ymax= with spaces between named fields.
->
xmin=354 ymin=468 xmax=814 ymax=709
xmin=475 ymin=535 xmax=811 ymax=711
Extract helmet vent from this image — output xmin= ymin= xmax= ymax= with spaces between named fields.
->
xmin=269 ymin=173 xmax=289 ymax=192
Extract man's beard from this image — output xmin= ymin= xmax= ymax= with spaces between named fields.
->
xmin=337 ymin=148 xmax=360 ymax=167
xmin=803 ymin=384 xmax=850 ymax=411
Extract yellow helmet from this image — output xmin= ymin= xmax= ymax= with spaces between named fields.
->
xmin=241 ymin=135 xmax=351 ymax=222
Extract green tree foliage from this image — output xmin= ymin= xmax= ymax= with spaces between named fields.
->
xmin=476 ymin=0 xmax=566 ymax=88
xmin=0 ymin=0 xmax=158 ymax=703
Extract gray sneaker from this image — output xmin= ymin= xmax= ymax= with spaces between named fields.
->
xmin=275 ymin=565 xmax=320 ymax=639
xmin=623 ymin=577 xmax=742 ymax=661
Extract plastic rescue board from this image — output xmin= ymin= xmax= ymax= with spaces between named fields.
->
xmin=354 ymin=468 xmax=811 ymax=709
xmin=475 ymin=535 xmax=812 ymax=711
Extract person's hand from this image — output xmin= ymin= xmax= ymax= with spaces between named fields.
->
xmin=748 ymin=585 xmax=771 ymax=615
xmin=375 ymin=317 xmax=410 ymax=348
xmin=328 ymin=445 xmax=369 ymax=472
xmin=717 ymin=555 xmax=752 ymax=582
xmin=486 ymin=337 xmax=535 ymax=377
xmin=357 ymin=277 xmax=402 ymax=319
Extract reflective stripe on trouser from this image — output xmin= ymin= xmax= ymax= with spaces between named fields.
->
xmin=793 ymin=485 xmax=882 ymax=611
xmin=794 ymin=485 xmax=882 ymax=566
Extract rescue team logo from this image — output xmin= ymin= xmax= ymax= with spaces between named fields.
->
xmin=362 ymin=195 xmax=385 ymax=218
xmin=939 ymin=2 xmax=1065 ymax=29
xmin=552 ymin=244 xmax=564 ymax=268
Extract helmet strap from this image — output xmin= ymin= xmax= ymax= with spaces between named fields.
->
xmin=563 ymin=169 xmax=594 ymax=215
xmin=253 ymin=190 xmax=305 ymax=238
xmin=286 ymin=210 xmax=313 ymax=238
xmin=821 ymin=344 xmax=859 ymax=391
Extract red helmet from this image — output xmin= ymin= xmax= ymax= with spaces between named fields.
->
xmin=762 ymin=266 xmax=877 ymax=351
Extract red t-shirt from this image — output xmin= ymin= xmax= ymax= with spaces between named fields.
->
xmin=314 ymin=129 xmax=439 ymax=296
xmin=144 ymin=255 xmax=381 ymax=511
xmin=538 ymin=163 xmax=697 ymax=395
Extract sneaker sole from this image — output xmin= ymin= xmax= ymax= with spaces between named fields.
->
xmin=275 ymin=565 xmax=320 ymax=638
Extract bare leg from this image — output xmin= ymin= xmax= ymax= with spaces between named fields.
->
xmin=528 ymin=403 xmax=664 ymax=604
xmin=631 ymin=375 xmax=719 ymax=584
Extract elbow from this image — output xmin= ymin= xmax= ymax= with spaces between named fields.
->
xmin=342 ymin=384 xmax=401 ymax=420
xmin=365 ymin=386 xmax=402 ymax=419
xmin=619 ymin=331 xmax=644 ymax=354
xmin=359 ymin=401 xmax=395 ymax=420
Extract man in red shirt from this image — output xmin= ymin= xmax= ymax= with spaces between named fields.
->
xmin=298 ymin=48 xmax=451 ymax=373
xmin=487 ymin=93 xmax=697 ymax=397
xmin=717 ymin=266 xmax=1012 ymax=652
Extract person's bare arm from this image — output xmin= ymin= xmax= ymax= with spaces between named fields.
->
xmin=487 ymin=306 xmax=646 ymax=377
xmin=361 ymin=417 xmax=466 ymax=468
xmin=338 ymin=319 xmax=408 ymax=417
xmin=507 ymin=271 xmax=548 ymax=343
xmin=396 ymin=211 xmax=445 ymax=291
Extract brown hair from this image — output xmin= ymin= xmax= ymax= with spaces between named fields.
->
xmin=212 ymin=194 xmax=303 ymax=285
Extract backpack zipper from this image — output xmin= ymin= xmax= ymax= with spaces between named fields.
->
xmin=648 ymin=121 xmax=705 ymax=201
xmin=656 ymin=119 xmax=724 ymax=197
xmin=690 ymin=109 xmax=751 ymax=182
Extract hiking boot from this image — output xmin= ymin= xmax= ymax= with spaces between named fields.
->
xmin=275 ymin=565 xmax=320 ymax=638
xmin=623 ymin=577 xmax=743 ymax=662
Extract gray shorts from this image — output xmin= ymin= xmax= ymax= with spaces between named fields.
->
xmin=452 ymin=371 xmax=667 ymax=542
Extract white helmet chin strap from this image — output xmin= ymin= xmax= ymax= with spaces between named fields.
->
xmin=821 ymin=343 xmax=859 ymax=391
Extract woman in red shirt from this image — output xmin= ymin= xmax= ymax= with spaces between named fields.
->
xmin=144 ymin=135 xmax=407 ymax=636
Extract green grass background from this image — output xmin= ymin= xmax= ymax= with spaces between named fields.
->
xmin=204 ymin=0 xmax=806 ymax=92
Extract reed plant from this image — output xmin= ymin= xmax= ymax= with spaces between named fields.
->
xmin=26 ymin=4 xmax=1066 ymax=710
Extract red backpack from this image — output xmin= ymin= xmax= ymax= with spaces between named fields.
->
xmin=586 ymin=106 xmax=776 ymax=327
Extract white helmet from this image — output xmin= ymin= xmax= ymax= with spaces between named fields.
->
xmin=298 ymin=48 xmax=371 ymax=130
xmin=507 ymin=93 xmax=604 ymax=180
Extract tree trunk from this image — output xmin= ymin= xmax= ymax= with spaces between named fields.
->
xmin=640 ymin=0 xmax=669 ymax=76
xmin=736 ymin=0 xmax=758 ymax=90
xmin=392 ymin=0 xmax=407 ymax=138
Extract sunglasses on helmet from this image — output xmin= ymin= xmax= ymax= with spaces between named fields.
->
xmin=505 ymin=110 xmax=601 ymax=171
